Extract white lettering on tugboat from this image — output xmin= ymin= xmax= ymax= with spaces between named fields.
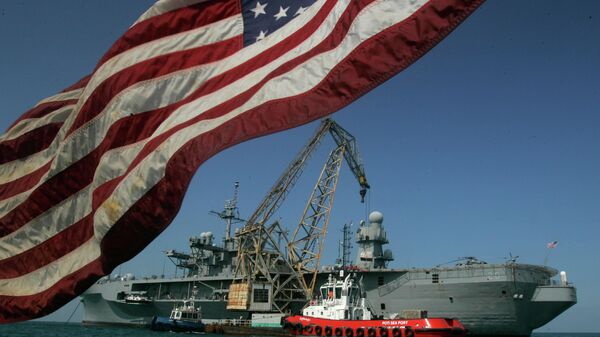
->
xmin=381 ymin=321 xmax=408 ymax=326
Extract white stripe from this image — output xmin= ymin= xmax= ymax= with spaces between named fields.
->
xmin=0 ymin=185 xmax=93 ymax=260
xmin=33 ymin=88 xmax=84 ymax=108
xmin=0 ymin=0 xmax=429 ymax=295
xmin=0 ymin=239 xmax=99 ymax=296
xmin=133 ymin=0 xmax=211 ymax=27
xmin=0 ymin=190 xmax=30 ymax=219
xmin=0 ymin=104 xmax=73 ymax=143
xmin=0 ymin=149 xmax=54 ymax=185
xmin=84 ymin=14 xmax=243 ymax=110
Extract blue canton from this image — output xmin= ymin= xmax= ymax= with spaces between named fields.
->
xmin=242 ymin=0 xmax=318 ymax=46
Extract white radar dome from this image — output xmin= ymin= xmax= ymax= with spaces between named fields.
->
xmin=369 ymin=211 xmax=384 ymax=224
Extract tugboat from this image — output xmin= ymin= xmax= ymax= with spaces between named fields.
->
xmin=150 ymin=299 xmax=205 ymax=333
xmin=283 ymin=271 xmax=466 ymax=337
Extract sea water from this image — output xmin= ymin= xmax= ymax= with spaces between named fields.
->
xmin=0 ymin=323 xmax=598 ymax=337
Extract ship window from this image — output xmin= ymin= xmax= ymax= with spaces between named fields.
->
xmin=449 ymin=297 xmax=453 ymax=303
xmin=432 ymin=273 xmax=439 ymax=284
xmin=253 ymin=288 xmax=269 ymax=303
xmin=335 ymin=287 xmax=342 ymax=299
xmin=380 ymin=303 xmax=386 ymax=310
xmin=378 ymin=276 xmax=384 ymax=286
xmin=502 ymin=290 xmax=507 ymax=295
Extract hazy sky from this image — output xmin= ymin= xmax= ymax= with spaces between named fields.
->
xmin=1 ymin=0 xmax=599 ymax=332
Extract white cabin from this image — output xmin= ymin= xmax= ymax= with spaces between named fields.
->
xmin=169 ymin=299 xmax=202 ymax=322
xmin=303 ymin=271 xmax=372 ymax=320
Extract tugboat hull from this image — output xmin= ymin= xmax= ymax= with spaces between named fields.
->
xmin=283 ymin=316 xmax=465 ymax=337
xmin=150 ymin=315 xmax=205 ymax=333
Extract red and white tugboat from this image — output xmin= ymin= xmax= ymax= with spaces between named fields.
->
xmin=283 ymin=272 xmax=465 ymax=337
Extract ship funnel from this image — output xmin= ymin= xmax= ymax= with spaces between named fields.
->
xmin=560 ymin=271 xmax=568 ymax=285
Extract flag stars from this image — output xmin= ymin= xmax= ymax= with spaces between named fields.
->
xmin=295 ymin=6 xmax=307 ymax=16
xmin=256 ymin=30 xmax=268 ymax=42
xmin=274 ymin=6 xmax=289 ymax=21
xmin=250 ymin=1 xmax=267 ymax=18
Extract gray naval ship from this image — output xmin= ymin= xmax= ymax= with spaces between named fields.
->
xmin=81 ymin=209 xmax=576 ymax=336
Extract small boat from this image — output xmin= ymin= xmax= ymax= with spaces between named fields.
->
xmin=282 ymin=272 xmax=466 ymax=337
xmin=151 ymin=299 xmax=205 ymax=333
xmin=124 ymin=291 xmax=152 ymax=304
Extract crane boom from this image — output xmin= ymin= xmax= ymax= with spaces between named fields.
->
xmin=227 ymin=118 xmax=370 ymax=313
xmin=327 ymin=120 xmax=370 ymax=202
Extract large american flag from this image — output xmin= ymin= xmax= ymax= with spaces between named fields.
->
xmin=0 ymin=0 xmax=483 ymax=322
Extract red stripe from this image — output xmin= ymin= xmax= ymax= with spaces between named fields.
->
xmin=97 ymin=0 xmax=240 ymax=71
xmin=68 ymin=34 xmax=243 ymax=136
xmin=0 ymin=215 xmax=93 ymax=279
xmin=61 ymin=74 xmax=91 ymax=92
xmin=6 ymin=101 xmax=76 ymax=132
xmin=0 ymin=0 xmax=483 ymax=321
xmin=0 ymin=123 xmax=63 ymax=165
xmin=0 ymin=258 xmax=107 ymax=323
xmin=0 ymin=161 xmax=52 ymax=202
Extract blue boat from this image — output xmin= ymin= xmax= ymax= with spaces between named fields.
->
xmin=151 ymin=299 xmax=205 ymax=333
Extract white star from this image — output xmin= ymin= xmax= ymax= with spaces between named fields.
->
xmin=295 ymin=6 xmax=307 ymax=16
xmin=274 ymin=6 xmax=289 ymax=21
xmin=250 ymin=1 xmax=267 ymax=18
xmin=256 ymin=30 xmax=268 ymax=42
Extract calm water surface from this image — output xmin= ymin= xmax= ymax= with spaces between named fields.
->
xmin=0 ymin=323 xmax=597 ymax=337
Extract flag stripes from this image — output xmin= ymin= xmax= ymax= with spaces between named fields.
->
xmin=0 ymin=0 xmax=483 ymax=322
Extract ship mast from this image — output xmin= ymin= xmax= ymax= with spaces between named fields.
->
xmin=210 ymin=182 xmax=244 ymax=245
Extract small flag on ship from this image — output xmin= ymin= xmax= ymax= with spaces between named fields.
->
xmin=546 ymin=241 xmax=559 ymax=249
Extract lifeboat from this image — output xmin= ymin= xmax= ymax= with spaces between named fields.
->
xmin=282 ymin=272 xmax=465 ymax=337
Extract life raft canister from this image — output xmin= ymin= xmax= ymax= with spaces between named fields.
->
xmin=335 ymin=327 xmax=343 ymax=336
xmin=379 ymin=327 xmax=389 ymax=337
xmin=315 ymin=326 xmax=323 ymax=336
xmin=367 ymin=328 xmax=376 ymax=337
xmin=345 ymin=327 xmax=354 ymax=337
xmin=325 ymin=326 xmax=333 ymax=336
xmin=392 ymin=328 xmax=401 ymax=337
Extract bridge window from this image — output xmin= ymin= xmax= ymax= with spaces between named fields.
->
xmin=381 ymin=303 xmax=386 ymax=310
xmin=432 ymin=273 xmax=439 ymax=284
